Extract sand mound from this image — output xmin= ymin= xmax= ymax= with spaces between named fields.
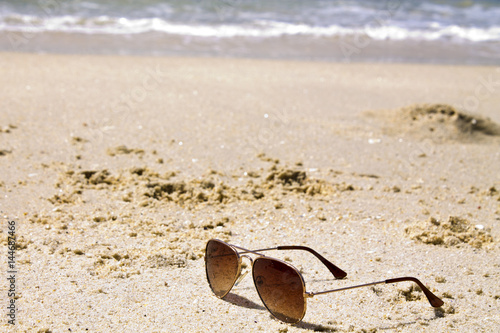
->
xmin=405 ymin=216 xmax=494 ymax=248
xmin=367 ymin=104 xmax=500 ymax=143
xmin=51 ymin=163 xmax=343 ymax=209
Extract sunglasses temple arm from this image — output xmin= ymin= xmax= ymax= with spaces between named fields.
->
xmin=276 ymin=246 xmax=347 ymax=279
xmin=387 ymin=277 xmax=444 ymax=307
xmin=308 ymin=276 xmax=444 ymax=308
xmin=234 ymin=244 xmax=347 ymax=279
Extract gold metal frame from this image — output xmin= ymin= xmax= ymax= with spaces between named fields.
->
xmin=205 ymin=239 xmax=444 ymax=324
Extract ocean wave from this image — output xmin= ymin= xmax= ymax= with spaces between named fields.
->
xmin=1 ymin=14 xmax=500 ymax=43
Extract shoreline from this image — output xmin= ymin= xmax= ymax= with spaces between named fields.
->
xmin=1 ymin=32 xmax=500 ymax=66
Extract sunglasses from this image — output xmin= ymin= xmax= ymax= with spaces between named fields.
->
xmin=205 ymin=239 xmax=444 ymax=324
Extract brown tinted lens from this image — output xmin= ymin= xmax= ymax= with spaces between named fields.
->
xmin=205 ymin=240 xmax=240 ymax=298
xmin=253 ymin=258 xmax=306 ymax=324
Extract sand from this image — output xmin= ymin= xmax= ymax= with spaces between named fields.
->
xmin=1 ymin=52 xmax=499 ymax=332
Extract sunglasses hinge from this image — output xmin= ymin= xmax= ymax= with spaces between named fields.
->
xmin=304 ymin=292 xmax=315 ymax=298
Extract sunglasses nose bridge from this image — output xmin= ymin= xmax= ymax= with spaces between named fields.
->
xmin=234 ymin=255 xmax=254 ymax=287
xmin=240 ymin=254 xmax=254 ymax=266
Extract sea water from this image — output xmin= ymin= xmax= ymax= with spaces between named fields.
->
xmin=1 ymin=0 xmax=499 ymax=64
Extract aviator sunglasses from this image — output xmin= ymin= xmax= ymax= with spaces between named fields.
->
xmin=205 ymin=239 xmax=444 ymax=324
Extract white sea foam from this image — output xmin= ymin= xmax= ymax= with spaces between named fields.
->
xmin=1 ymin=14 xmax=500 ymax=43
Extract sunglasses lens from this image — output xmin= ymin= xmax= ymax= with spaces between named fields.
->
xmin=205 ymin=240 xmax=240 ymax=298
xmin=253 ymin=258 xmax=306 ymax=324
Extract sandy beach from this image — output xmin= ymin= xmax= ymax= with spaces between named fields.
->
xmin=1 ymin=52 xmax=499 ymax=332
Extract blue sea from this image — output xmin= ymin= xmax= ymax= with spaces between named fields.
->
xmin=1 ymin=0 xmax=499 ymax=64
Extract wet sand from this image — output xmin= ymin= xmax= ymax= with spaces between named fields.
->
xmin=1 ymin=52 xmax=499 ymax=332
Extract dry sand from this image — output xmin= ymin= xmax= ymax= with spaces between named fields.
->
xmin=1 ymin=52 xmax=500 ymax=332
